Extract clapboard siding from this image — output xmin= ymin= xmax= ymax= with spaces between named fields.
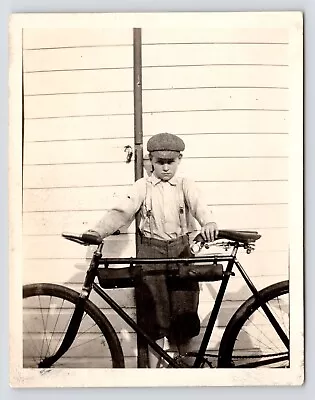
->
xmin=23 ymin=228 xmax=288 ymax=260
xmin=141 ymin=28 xmax=289 ymax=44
xmin=23 ymin=44 xmax=287 ymax=73
xmin=23 ymin=158 xmax=288 ymax=189
xmin=24 ymin=66 xmax=288 ymax=96
xmin=22 ymin=27 xmax=290 ymax=368
xmin=23 ymin=163 xmax=134 ymax=189
xmin=143 ymin=110 xmax=288 ymax=135
xmin=24 ymin=88 xmax=288 ymax=119
xmin=23 ymin=46 xmax=133 ymax=72
xmin=23 ymin=205 xmax=288 ymax=236
xmin=23 ymin=181 xmax=288 ymax=212
xmin=24 ymin=134 xmax=288 ymax=165
xmin=24 ymin=69 xmax=134 ymax=95
xmin=24 ymin=110 xmax=287 ymax=143
xmin=24 ymin=91 xmax=134 ymax=119
xmin=24 ymin=115 xmax=134 ymax=141
xmin=23 ymin=29 xmax=133 ymax=49
xmin=24 ymin=28 xmax=288 ymax=48
xmin=141 ymin=44 xmax=288 ymax=66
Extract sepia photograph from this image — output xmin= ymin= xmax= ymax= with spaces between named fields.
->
xmin=9 ymin=12 xmax=304 ymax=387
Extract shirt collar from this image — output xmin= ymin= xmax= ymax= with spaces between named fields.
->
xmin=149 ymin=173 xmax=179 ymax=186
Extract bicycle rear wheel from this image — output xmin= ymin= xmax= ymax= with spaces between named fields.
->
xmin=23 ymin=283 xmax=125 ymax=368
xmin=218 ymin=280 xmax=289 ymax=368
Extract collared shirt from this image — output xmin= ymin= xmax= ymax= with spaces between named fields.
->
xmin=94 ymin=173 xmax=214 ymax=241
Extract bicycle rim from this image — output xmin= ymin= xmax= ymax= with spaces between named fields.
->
xmin=218 ymin=280 xmax=289 ymax=368
xmin=23 ymin=283 xmax=124 ymax=368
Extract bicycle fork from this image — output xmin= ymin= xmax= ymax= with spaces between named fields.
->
xmin=39 ymin=252 xmax=101 ymax=368
xmin=38 ymin=296 xmax=87 ymax=368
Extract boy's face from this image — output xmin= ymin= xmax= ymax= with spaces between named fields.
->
xmin=150 ymin=154 xmax=182 ymax=181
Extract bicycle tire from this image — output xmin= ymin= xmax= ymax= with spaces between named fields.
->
xmin=23 ymin=283 xmax=125 ymax=368
xmin=218 ymin=280 xmax=289 ymax=368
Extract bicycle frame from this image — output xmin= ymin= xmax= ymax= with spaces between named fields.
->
xmin=45 ymin=239 xmax=288 ymax=368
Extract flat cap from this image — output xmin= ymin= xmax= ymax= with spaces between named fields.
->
xmin=147 ymin=133 xmax=185 ymax=158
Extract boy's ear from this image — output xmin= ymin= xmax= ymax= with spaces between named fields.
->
xmin=178 ymin=154 xmax=183 ymax=160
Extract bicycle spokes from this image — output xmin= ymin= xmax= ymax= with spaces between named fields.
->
xmin=23 ymin=294 xmax=114 ymax=368
xmin=231 ymin=293 xmax=289 ymax=368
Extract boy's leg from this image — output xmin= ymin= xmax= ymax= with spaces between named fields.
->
xmin=168 ymin=237 xmax=201 ymax=362
xmin=135 ymin=238 xmax=171 ymax=367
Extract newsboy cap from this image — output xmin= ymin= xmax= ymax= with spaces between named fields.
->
xmin=147 ymin=133 xmax=185 ymax=158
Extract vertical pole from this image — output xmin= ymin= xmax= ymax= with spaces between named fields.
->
xmin=133 ymin=27 xmax=143 ymax=250
xmin=133 ymin=28 xmax=148 ymax=368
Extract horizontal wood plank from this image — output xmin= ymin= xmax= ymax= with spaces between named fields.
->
xmin=24 ymin=65 xmax=289 ymax=96
xmin=143 ymin=64 xmax=289 ymax=89
xmin=24 ymin=91 xmax=134 ymax=119
xmin=23 ymin=163 xmax=134 ymax=189
xmin=23 ymin=134 xmax=288 ymax=165
xmin=142 ymin=88 xmax=288 ymax=112
xmin=142 ymin=28 xmax=289 ymax=44
xmin=23 ymin=157 xmax=288 ymax=189
xmin=24 ymin=114 xmax=134 ymax=142
xmin=24 ymin=110 xmax=288 ymax=143
xmin=24 ymin=68 xmax=134 ymax=95
xmin=24 ymin=235 xmax=136 ymax=260
xmin=23 ymin=228 xmax=288 ymax=260
xmin=23 ymin=137 xmax=133 ymax=164
xmin=23 ymin=28 xmax=133 ymax=49
xmin=142 ymin=44 xmax=288 ymax=67
xmin=23 ymin=44 xmax=287 ymax=74
xmin=23 ymin=180 xmax=288 ymax=212
xmin=23 ymin=46 xmax=133 ymax=72
xmin=22 ymin=204 xmax=288 ymax=236
xmin=143 ymin=110 xmax=288 ymax=135
xmin=24 ymin=87 xmax=288 ymax=119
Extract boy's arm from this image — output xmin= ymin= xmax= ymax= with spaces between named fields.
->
xmin=183 ymin=178 xmax=218 ymax=241
xmin=90 ymin=178 xmax=146 ymax=239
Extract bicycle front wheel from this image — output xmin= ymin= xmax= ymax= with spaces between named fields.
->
xmin=23 ymin=283 xmax=125 ymax=368
xmin=218 ymin=280 xmax=289 ymax=368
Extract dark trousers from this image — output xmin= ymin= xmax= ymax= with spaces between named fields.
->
xmin=135 ymin=235 xmax=200 ymax=344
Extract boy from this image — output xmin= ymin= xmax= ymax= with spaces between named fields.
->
xmin=86 ymin=132 xmax=218 ymax=367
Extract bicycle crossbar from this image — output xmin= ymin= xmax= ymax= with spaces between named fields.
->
xmin=98 ymin=255 xmax=233 ymax=265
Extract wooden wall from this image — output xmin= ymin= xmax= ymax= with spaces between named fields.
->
xmin=23 ymin=28 xmax=289 ymax=368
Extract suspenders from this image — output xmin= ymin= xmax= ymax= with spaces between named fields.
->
xmin=141 ymin=178 xmax=188 ymax=238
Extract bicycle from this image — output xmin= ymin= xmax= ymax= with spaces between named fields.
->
xmin=23 ymin=229 xmax=289 ymax=369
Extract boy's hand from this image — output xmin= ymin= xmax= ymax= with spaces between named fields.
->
xmin=83 ymin=229 xmax=102 ymax=239
xmin=200 ymin=222 xmax=218 ymax=242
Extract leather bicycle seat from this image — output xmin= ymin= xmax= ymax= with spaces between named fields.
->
xmin=194 ymin=229 xmax=261 ymax=244
xmin=218 ymin=230 xmax=261 ymax=243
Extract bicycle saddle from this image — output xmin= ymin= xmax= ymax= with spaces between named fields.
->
xmin=194 ymin=229 xmax=261 ymax=244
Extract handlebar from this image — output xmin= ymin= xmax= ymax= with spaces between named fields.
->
xmin=62 ymin=229 xmax=261 ymax=248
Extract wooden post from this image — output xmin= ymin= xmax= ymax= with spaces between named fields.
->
xmin=133 ymin=28 xmax=148 ymax=368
